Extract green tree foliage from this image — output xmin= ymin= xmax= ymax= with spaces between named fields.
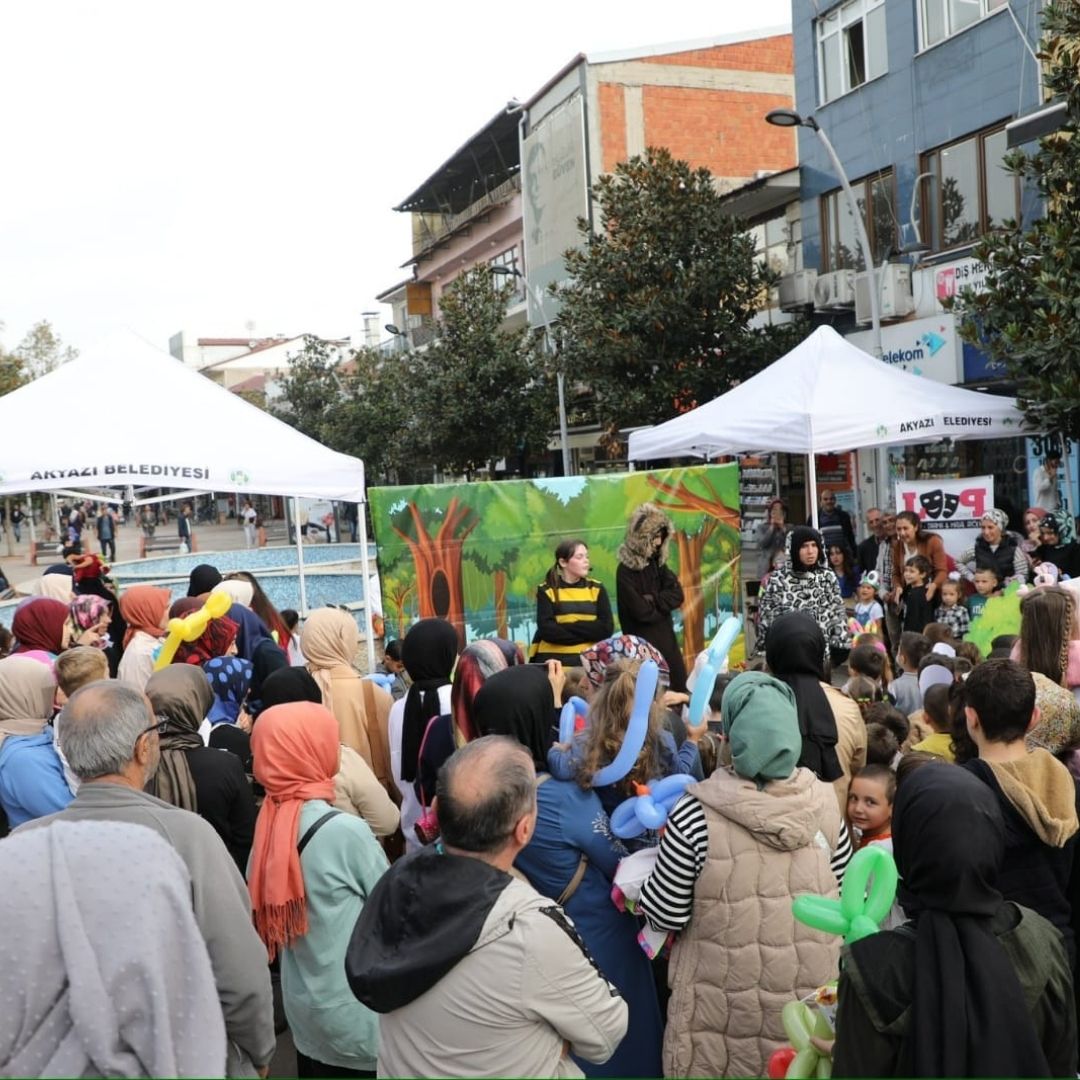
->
xmin=554 ymin=146 xmax=806 ymax=439
xmin=415 ymin=268 xmax=556 ymax=477
xmin=13 ymin=319 xmax=78 ymax=379
xmin=272 ymin=334 xmax=344 ymax=443
xmin=949 ymin=1 xmax=1080 ymax=437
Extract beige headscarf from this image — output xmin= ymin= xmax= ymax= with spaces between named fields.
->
xmin=302 ymin=608 xmax=393 ymax=791
xmin=24 ymin=574 xmax=74 ymax=603
xmin=0 ymin=655 xmax=55 ymax=749
xmin=211 ymin=580 xmax=254 ymax=608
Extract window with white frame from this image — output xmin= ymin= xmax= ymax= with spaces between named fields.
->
xmin=816 ymin=0 xmax=887 ymax=104
xmin=920 ymin=0 xmax=1007 ymax=49
xmin=487 ymin=246 xmax=525 ymax=302
xmin=820 ymin=170 xmax=897 ymax=272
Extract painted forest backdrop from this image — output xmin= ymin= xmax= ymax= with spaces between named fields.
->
xmin=369 ymin=464 xmax=744 ymax=672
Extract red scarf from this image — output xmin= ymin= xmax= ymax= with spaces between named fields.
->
xmin=174 ymin=615 xmax=239 ymax=666
xmin=249 ymin=702 xmax=339 ymax=960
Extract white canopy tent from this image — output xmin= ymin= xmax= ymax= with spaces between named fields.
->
xmin=628 ymin=325 xmax=1028 ymax=525
xmin=0 ymin=330 xmax=376 ymax=667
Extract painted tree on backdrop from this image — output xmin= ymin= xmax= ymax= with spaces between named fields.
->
xmin=949 ymin=1 xmax=1080 ymax=439
xmin=554 ymin=146 xmax=807 ymax=446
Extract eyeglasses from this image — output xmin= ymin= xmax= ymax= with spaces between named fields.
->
xmin=134 ymin=717 xmax=170 ymax=747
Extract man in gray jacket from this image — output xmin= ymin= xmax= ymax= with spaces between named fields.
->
xmin=347 ymin=736 xmax=628 ymax=1078
xmin=17 ymin=682 xmax=276 ymax=1077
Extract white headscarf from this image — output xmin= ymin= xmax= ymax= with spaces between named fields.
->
xmin=211 ymin=579 xmax=254 ymax=608
xmin=0 ymin=819 xmax=227 ymax=1077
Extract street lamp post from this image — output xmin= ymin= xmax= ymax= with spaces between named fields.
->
xmin=765 ymin=109 xmax=881 ymax=361
xmin=489 ymin=265 xmax=573 ymax=476
xmin=766 ymin=108 xmax=883 ymax=528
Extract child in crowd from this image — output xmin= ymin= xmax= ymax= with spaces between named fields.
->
xmin=375 ymin=639 xmax=409 ymax=701
xmin=842 ymin=675 xmax=881 ymax=721
xmin=848 ymin=643 xmax=887 ymax=697
xmin=912 ymin=683 xmax=955 ymax=761
xmin=560 ymin=666 xmax=587 ymax=706
xmin=548 ymin=659 xmax=701 ymax=820
xmin=960 ymin=659 xmax=1080 ymax=962
xmin=954 ymin=639 xmax=983 ymax=667
xmin=865 ymin=701 xmax=912 ymax=752
xmin=54 ymin=646 xmax=109 ymax=708
xmin=889 ymin=631 xmax=931 ymax=716
xmin=901 ymin=555 xmax=934 ymax=633
xmin=853 ymin=632 xmax=894 ymax=684
xmin=278 ymin=609 xmax=305 ymax=666
xmin=847 ymin=764 xmax=895 ymax=851
xmin=935 ymin=575 xmax=971 ymax=640
xmin=851 ymin=572 xmax=884 ymax=634
xmin=969 ymin=566 xmax=1002 ymax=620
xmin=864 ymin=722 xmax=900 ymax=768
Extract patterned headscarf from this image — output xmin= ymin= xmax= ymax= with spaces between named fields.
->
xmin=1045 ymin=507 xmax=1077 ymax=546
xmin=69 ymin=595 xmax=111 ymax=632
xmin=173 ymin=615 xmax=239 ymax=667
xmin=203 ymin=656 xmax=254 ymax=725
xmin=579 ymin=634 xmax=671 ymax=691
xmin=980 ymin=507 xmax=1009 ymax=533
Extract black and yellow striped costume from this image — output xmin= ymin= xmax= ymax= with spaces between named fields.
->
xmin=530 ymin=576 xmax=614 ymax=664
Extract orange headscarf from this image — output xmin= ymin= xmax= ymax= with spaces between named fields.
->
xmin=249 ymin=702 xmax=339 ymax=960
xmin=118 ymin=586 xmax=172 ymax=648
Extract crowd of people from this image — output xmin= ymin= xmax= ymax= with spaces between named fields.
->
xmin=0 ymin=490 xmax=1079 ymax=1078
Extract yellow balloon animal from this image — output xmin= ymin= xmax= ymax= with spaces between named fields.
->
xmin=153 ymin=590 xmax=233 ymax=670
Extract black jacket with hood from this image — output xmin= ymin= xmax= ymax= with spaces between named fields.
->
xmin=616 ymin=503 xmax=687 ymax=691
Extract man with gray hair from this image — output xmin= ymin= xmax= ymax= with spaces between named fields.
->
xmin=16 ymin=681 xmax=276 ymax=1077
xmin=346 ymin=736 xmax=628 ymax=1077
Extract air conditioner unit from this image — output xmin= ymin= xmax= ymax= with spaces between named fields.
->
xmin=778 ymin=270 xmax=818 ymax=311
xmin=813 ymin=269 xmax=856 ymax=311
xmin=854 ymin=264 xmax=915 ymax=325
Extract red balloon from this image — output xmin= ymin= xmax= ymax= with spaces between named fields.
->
xmin=768 ymin=1047 xmax=797 ymax=1079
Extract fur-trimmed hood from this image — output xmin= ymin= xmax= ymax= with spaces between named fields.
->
xmin=618 ymin=502 xmax=674 ymax=570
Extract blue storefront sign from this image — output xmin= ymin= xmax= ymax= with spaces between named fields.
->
xmin=962 ymin=341 xmax=1007 ymax=383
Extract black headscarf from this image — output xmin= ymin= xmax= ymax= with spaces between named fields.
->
xmin=472 ymin=664 xmax=554 ymax=772
xmin=400 ymin=619 xmax=459 ymax=783
xmin=260 ymin=666 xmax=322 ymax=710
xmin=787 ymin=525 xmax=827 ymax=572
xmin=765 ymin=610 xmax=841 ymax=782
xmin=187 ymin=564 xmax=223 ymax=597
xmin=851 ymin=765 xmax=1050 ymax=1077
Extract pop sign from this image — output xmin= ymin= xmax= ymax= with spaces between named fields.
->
xmin=894 ymin=475 xmax=994 ymax=560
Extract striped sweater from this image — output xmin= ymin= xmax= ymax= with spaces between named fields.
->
xmin=530 ymin=576 xmax=614 ymax=664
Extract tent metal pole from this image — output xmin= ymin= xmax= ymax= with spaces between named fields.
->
xmin=293 ymin=497 xmax=309 ymax=620
xmin=807 ymin=453 xmax=819 ymax=530
xmin=358 ymin=498 xmax=376 ymax=673
xmin=1060 ymin=434 xmax=1074 ymax=517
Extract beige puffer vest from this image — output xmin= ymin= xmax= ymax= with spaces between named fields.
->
xmin=663 ymin=767 xmax=842 ymax=1079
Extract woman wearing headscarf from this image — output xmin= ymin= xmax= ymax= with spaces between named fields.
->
xmin=0 ymin=655 xmax=74 ymax=830
xmin=473 ymin=664 xmax=664 ymax=1079
xmin=116 ymin=585 xmax=171 ymax=690
xmin=303 ymin=608 xmax=395 ymax=795
xmin=0 ymin=819 xmax=227 ymax=1078
xmin=11 ymin=597 xmax=72 ymax=658
xmin=229 ymin=604 xmax=288 ymax=716
xmin=260 ymin=666 xmax=399 ymax=839
xmin=638 ymin=672 xmax=848 ymax=1079
xmin=959 ymin=506 xmax=1029 ymax=587
xmin=415 ymin=638 xmax=524 ymax=809
xmin=69 ymin=595 xmax=112 ymax=652
xmin=203 ymin=655 xmax=257 ymax=777
xmin=187 ymin=562 xmax=223 ymax=598
xmin=616 ymin=503 xmax=688 ymax=691
xmin=249 ymin=702 xmax=389 ymax=1078
xmin=173 ymin=611 xmax=239 ymax=666
xmin=225 ymin=571 xmax=294 ymax=657
xmin=1035 ymin=508 xmax=1080 ymax=580
xmin=758 ymin=527 xmax=852 ymax=662
xmin=765 ymin=609 xmax=866 ymax=814
xmin=145 ymin=665 xmax=257 ymax=873
xmin=832 ymin=765 xmax=1075 ymax=1077
xmin=388 ymin=618 xmax=459 ymax=851
xmin=70 ymin=557 xmax=126 ymax=676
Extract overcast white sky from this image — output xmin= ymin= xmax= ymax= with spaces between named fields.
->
xmin=0 ymin=1 xmax=791 ymax=355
